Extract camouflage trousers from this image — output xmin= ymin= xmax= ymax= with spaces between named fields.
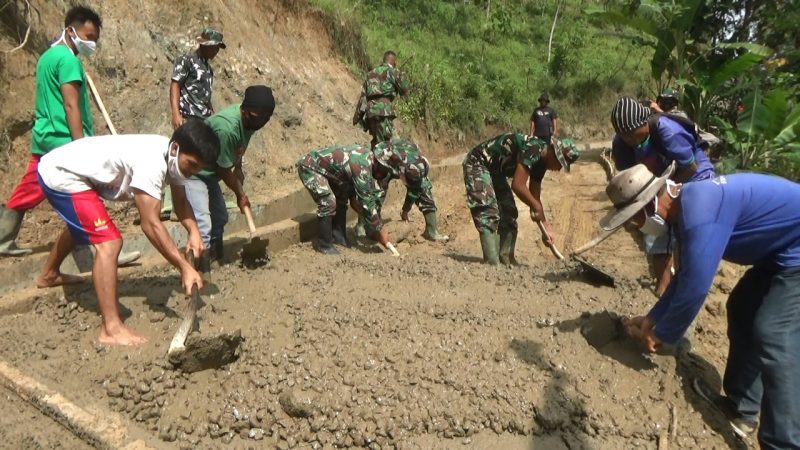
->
xmin=297 ymin=164 xmax=350 ymax=218
xmin=366 ymin=116 xmax=394 ymax=149
xmin=463 ymin=154 xmax=518 ymax=234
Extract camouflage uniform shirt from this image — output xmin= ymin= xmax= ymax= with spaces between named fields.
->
xmin=363 ymin=63 xmax=411 ymax=119
xmin=374 ymin=139 xmax=437 ymax=213
xmin=297 ymin=144 xmax=384 ymax=232
xmin=467 ymin=132 xmax=548 ymax=181
xmin=172 ymin=51 xmax=215 ymax=118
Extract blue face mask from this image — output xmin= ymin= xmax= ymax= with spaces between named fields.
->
xmin=635 ymin=136 xmax=651 ymax=151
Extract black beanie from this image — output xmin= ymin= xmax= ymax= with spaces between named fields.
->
xmin=242 ymin=85 xmax=275 ymax=115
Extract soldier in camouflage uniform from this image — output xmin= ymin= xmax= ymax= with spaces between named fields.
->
xmin=463 ymin=133 xmax=580 ymax=265
xmin=353 ymin=51 xmax=411 ymax=148
xmin=296 ymin=144 xmax=400 ymax=255
xmin=371 ymin=139 xmax=448 ymax=242
xmin=165 ymin=28 xmax=226 ymax=218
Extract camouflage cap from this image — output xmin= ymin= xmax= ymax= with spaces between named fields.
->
xmin=553 ymin=138 xmax=580 ymax=173
xmin=198 ymin=28 xmax=226 ymax=49
xmin=658 ymin=87 xmax=679 ymax=101
xmin=372 ymin=138 xmax=419 ymax=178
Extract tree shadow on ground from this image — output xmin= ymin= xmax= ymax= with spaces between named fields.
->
xmin=443 ymin=251 xmax=485 ymax=264
xmin=676 ymin=351 xmax=750 ymax=450
xmin=61 ymin=275 xmax=219 ymax=320
xmin=509 ymin=337 xmax=594 ymax=450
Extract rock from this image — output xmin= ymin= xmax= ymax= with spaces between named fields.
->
xmin=279 ymin=389 xmax=315 ymax=418
xmin=283 ymin=116 xmax=302 ymax=128
xmin=106 ymin=384 xmax=123 ymax=398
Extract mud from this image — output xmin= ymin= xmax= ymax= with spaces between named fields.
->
xmin=169 ymin=330 xmax=244 ymax=374
xmin=0 ymin=386 xmax=94 ymax=450
xmin=0 ymin=159 xmax=751 ymax=449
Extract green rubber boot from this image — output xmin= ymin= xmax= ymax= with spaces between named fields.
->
xmin=422 ymin=212 xmax=449 ymax=242
xmin=0 ymin=206 xmax=32 ymax=256
xmin=479 ymin=232 xmax=500 ymax=265
xmin=499 ymin=229 xmax=518 ymax=265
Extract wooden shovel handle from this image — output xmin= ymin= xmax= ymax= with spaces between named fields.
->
xmin=537 ymin=221 xmax=565 ymax=261
xmin=242 ymin=205 xmax=257 ymax=234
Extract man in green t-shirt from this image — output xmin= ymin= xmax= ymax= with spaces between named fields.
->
xmin=0 ymin=6 xmax=100 ymax=257
xmin=184 ymin=85 xmax=275 ymax=271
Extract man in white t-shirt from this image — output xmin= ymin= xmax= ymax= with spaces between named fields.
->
xmin=36 ymin=120 xmax=220 ymax=346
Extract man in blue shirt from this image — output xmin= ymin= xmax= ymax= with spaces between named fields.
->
xmin=599 ymin=162 xmax=800 ymax=450
xmin=610 ymin=96 xmax=716 ymax=295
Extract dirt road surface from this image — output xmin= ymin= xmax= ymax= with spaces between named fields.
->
xmin=0 ymin=157 xmax=749 ymax=449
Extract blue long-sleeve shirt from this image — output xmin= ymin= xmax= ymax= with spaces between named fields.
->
xmin=612 ymin=115 xmax=715 ymax=181
xmin=649 ymin=173 xmax=800 ymax=343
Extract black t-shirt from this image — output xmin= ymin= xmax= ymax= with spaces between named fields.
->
xmin=530 ymin=106 xmax=558 ymax=138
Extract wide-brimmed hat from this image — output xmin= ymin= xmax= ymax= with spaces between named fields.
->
xmin=198 ymin=28 xmax=226 ymax=49
xmin=599 ymin=162 xmax=675 ymax=231
xmin=373 ymin=138 xmax=418 ymax=178
xmin=552 ymin=138 xmax=580 ymax=173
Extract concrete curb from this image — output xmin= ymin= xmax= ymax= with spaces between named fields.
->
xmin=0 ymin=359 xmax=161 ymax=450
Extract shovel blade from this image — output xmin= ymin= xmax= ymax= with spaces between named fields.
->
xmin=242 ymin=237 xmax=269 ymax=267
xmin=575 ymin=256 xmax=615 ymax=287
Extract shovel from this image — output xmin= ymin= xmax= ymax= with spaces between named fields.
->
xmin=537 ymin=222 xmax=615 ymax=287
xmin=241 ymin=205 xmax=269 ymax=267
xmin=167 ymin=252 xmax=200 ymax=357
xmin=167 ymin=252 xmax=244 ymax=373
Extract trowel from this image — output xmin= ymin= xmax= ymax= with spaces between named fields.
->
xmin=537 ymin=222 xmax=615 ymax=287
xmin=241 ymin=205 xmax=269 ymax=268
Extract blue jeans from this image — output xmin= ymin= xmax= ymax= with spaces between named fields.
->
xmin=723 ymin=265 xmax=800 ymax=449
xmin=184 ymin=178 xmax=228 ymax=250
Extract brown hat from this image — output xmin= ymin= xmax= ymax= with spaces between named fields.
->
xmin=599 ymin=162 xmax=675 ymax=231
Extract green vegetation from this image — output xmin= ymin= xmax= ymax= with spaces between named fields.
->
xmin=309 ymin=0 xmax=652 ymax=133
xmin=593 ymin=0 xmax=799 ymax=179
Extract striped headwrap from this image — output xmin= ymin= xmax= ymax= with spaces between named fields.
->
xmin=610 ymin=96 xmax=650 ymax=134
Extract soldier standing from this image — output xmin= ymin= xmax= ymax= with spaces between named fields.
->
xmin=296 ymin=144 xmax=402 ymax=256
xmin=164 ymin=28 xmax=225 ymax=218
xmin=356 ymin=51 xmax=411 ymax=148
xmin=463 ymin=133 xmax=579 ymax=265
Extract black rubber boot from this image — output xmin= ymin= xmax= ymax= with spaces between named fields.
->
xmin=479 ymin=232 xmax=500 ymax=265
xmin=0 ymin=206 xmax=31 ymax=256
xmin=499 ymin=229 xmax=518 ymax=265
xmin=198 ymin=250 xmax=212 ymax=273
xmin=313 ymin=216 xmax=340 ymax=255
xmin=331 ymin=205 xmax=350 ymax=247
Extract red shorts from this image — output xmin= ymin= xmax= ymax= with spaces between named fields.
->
xmin=6 ymin=155 xmax=46 ymax=211
xmin=39 ymin=176 xmax=121 ymax=245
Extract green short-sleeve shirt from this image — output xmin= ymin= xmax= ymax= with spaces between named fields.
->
xmin=196 ymin=104 xmax=254 ymax=181
xmin=31 ymin=45 xmax=94 ymax=155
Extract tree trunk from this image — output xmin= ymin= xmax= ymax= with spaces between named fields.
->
xmin=547 ymin=0 xmax=562 ymax=63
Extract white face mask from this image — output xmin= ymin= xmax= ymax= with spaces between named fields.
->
xmin=640 ymin=195 xmax=669 ymax=237
xmin=70 ymin=27 xmax=97 ymax=56
xmin=167 ymin=144 xmax=187 ymax=183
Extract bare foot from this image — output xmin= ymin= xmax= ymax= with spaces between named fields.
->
xmin=36 ymin=272 xmax=85 ymax=289
xmin=98 ymin=325 xmax=148 ymax=346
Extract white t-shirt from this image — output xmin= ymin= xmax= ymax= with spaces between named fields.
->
xmin=38 ymin=134 xmax=184 ymax=201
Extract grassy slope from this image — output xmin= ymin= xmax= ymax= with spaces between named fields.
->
xmin=312 ymin=0 xmax=653 ymax=138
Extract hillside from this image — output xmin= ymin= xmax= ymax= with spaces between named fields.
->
xmin=0 ymin=0 xmax=470 ymax=247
